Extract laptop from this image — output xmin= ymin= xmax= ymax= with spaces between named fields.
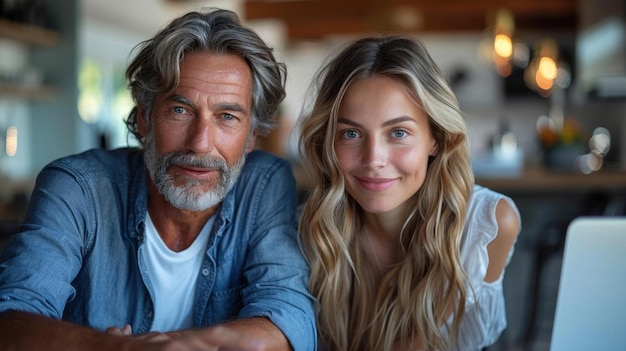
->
xmin=549 ymin=216 xmax=626 ymax=351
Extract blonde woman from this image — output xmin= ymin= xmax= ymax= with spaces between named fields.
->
xmin=297 ymin=35 xmax=521 ymax=351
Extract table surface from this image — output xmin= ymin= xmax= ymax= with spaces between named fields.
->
xmin=476 ymin=166 xmax=626 ymax=193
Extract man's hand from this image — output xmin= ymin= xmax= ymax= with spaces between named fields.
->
xmin=105 ymin=323 xmax=266 ymax=351
xmin=162 ymin=326 xmax=265 ymax=351
xmin=106 ymin=324 xmax=171 ymax=344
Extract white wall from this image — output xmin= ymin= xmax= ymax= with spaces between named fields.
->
xmin=78 ymin=0 xmax=626 ymax=171
xmin=0 ymin=39 xmax=32 ymax=178
xmin=276 ymin=33 xmax=524 ymax=162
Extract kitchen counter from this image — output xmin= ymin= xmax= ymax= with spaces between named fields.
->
xmin=295 ymin=163 xmax=626 ymax=194
xmin=476 ymin=166 xmax=626 ymax=193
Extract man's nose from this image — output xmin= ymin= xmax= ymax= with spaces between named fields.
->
xmin=186 ymin=117 xmax=216 ymax=154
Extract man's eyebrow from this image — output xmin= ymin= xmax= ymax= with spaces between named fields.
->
xmin=168 ymin=94 xmax=195 ymax=108
xmin=213 ymin=102 xmax=247 ymax=113
xmin=165 ymin=95 xmax=249 ymax=114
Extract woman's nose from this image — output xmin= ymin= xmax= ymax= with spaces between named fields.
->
xmin=362 ymin=137 xmax=386 ymax=169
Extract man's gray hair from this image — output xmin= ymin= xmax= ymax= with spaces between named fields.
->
xmin=125 ymin=8 xmax=286 ymax=144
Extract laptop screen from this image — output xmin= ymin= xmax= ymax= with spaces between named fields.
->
xmin=550 ymin=216 xmax=626 ymax=351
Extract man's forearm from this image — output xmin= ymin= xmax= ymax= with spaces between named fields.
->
xmin=0 ymin=311 xmax=142 ymax=351
xmin=222 ymin=317 xmax=292 ymax=351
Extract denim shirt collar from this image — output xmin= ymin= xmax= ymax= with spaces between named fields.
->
xmin=129 ymin=159 xmax=148 ymax=240
xmin=208 ymin=187 xmax=234 ymax=249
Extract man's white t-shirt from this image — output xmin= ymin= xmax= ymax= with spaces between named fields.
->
xmin=143 ymin=211 xmax=214 ymax=331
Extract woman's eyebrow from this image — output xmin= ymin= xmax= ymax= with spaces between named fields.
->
xmin=337 ymin=116 xmax=418 ymax=127
xmin=381 ymin=116 xmax=418 ymax=127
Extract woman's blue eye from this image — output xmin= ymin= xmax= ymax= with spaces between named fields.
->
xmin=345 ymin=130 xmax=359 ymax=139
xmin=392 ymin=129 xmax=407 ymax=138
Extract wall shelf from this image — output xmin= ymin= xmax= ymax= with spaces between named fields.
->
xmin=0 ymin=19 xmax=60 ymax=100
xmin=0 ymin=18 xmax=59 ymax=47
xmin=0 ymin=85 xmax=57 ymax=100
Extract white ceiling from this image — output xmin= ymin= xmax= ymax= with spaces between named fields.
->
xmin=79 ymin=0 xmax=250 ymax=66
xmin=81 ymin=0 xmax=244 ymax=38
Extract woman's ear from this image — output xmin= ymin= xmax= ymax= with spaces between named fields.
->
xmin=427 ymin=141 xmax=438 ymax=169
xmin=429 ymin=140 xmax=439 ymax=157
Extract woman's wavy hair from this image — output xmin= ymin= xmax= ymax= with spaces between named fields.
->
xmin=297 ymin=35 xmax=474 ymax=351
xmin=124 ymin=8 xmax=286 ymax=145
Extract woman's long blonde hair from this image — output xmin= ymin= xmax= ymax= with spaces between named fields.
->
xmin=298 ymin=35 xmax=474 ymax=351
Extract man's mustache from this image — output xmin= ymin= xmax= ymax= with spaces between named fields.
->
xmin=161 ymin=152 xmax=228 ymax=172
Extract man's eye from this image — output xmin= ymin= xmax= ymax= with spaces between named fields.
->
xmin=172 ymin=106 xmax=186 ymax=114
xmin=222 ymin=113 xmax=235 ymax=120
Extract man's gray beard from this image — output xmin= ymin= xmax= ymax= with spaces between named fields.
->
xmin=143 ymin=131 xmax=246 ymax=211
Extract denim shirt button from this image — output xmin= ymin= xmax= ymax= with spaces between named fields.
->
xmin=147 ymin=311 xmax=153 ymax=318
xmin=202 ymin=268 xmax=210 ymax=276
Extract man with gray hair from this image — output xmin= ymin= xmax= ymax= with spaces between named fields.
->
xmin=0 ymin=8 xmax=315 ymax=351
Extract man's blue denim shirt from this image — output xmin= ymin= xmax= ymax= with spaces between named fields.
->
xmin=0 ymin=148 xmax=316 ymax=351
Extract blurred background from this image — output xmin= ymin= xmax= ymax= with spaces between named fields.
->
xmin=1 ymin=0 xmax=625 ymax=350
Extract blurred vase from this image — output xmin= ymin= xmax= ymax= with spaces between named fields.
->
xmin=544 ymin=143 xmax=586 ymax=171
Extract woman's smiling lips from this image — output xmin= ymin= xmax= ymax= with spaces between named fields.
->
xmin=355 ymin=176 xmax=399 ymax=191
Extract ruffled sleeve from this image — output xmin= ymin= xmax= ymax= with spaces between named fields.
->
xmin=448 ymin=185 xmax=520 ymax=350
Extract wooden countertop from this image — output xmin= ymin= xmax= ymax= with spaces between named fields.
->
xmin=294 ymin=164 xmax=626 ymax=194
xmin=476 ymin=166 xmax=626 ymax=193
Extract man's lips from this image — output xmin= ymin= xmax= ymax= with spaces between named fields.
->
xmin=172 ymin=165 xmax=218 ymax=179
xmin=355 ymin=176 xmax=398 ymax=191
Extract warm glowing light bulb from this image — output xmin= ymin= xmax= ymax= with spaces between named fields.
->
xmin=538 ymin=56 xmax=557 ymax=80
xmin=535 ymin=70 xmax=554 ymax=91
xmin=494 ymin=34 xmax=513 ymax=58
xmin=5 ymin=126 xmax=17 ymax=157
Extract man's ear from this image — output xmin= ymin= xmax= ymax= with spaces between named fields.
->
xmin=136 ymin=105 xmax=147 ymax=137
xmin=246 ymin=129 xmax=258 ymax=153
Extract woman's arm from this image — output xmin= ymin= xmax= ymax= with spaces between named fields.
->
xmin=484 ymin=199 xmax=521 ymax=282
